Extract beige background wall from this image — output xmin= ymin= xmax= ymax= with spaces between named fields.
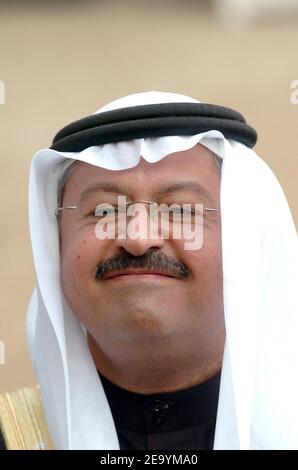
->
xmin=0 ymin=0 xmax=297 ymax=392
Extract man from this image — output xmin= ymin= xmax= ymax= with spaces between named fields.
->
xmin=1 ymin=91 xmax=297 ymax=450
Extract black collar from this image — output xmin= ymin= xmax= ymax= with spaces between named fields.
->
xmin=98 ymin=370 xmax=221 ymax=433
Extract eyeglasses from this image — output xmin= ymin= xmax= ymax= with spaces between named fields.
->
xmin=55 ymin=199 xmax=220 ymax=219
xmin=55 ymin=200 xmax=219 ymax=249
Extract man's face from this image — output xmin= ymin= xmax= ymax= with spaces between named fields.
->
xmin=59 ymin=144 xmax=224 ymax=367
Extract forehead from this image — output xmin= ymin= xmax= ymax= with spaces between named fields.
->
xmin=62 ymin=144 xmax=220 ymax=202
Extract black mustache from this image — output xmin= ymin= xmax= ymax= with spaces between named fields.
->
xmin=95 ymin=249 xmax=190 ymax=280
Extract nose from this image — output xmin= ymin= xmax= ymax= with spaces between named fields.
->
xmin=114 ymin=203 xmax=165 ymax=257
xmin=115 ymin=235 xmax=165 ymax=257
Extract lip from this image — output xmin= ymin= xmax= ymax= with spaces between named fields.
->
xmin=103 ymin=270 xmax=178 ymax=280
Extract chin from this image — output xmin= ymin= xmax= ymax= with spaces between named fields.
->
xmin=116 ymin=307 xmax=180 ymax=338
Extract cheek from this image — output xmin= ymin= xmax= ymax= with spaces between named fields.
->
xmin=191 ymin=246 xmax=222 ymax=287
xmin=182 ymin=225 xmax=223 ymax=293
xmin=183 ymin=231 xmax=224 ymax=337
xmin=60 ymin=232 xmax=100 ymax=309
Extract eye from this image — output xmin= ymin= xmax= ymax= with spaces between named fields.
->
xmin=171 ymin=207 xmax=182 ymax=215
xmin=182 ymin=207 xmax=194 ymax=216
xmin=94 ymin=205 xmax=118 ymax=218
xmin=168 ymin=206 xmax=199 ymax=216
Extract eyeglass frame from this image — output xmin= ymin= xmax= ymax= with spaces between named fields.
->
xmin=55 ymin=200 xmax=220 ymax=218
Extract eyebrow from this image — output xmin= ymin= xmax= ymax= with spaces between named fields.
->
xmin=155 ymin=181 xmax=215 ymax=202
xmin=79 ymin=182 xmax=132 ymax=203
xmin=79 ymin=180 xmax=215 ymax=203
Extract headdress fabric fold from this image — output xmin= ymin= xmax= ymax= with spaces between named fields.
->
xmin=26 ymin=91 xmax=298 ymax=449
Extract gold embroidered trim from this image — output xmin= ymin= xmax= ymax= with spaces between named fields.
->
xmin=0 ymin=386 xmax=53 ymax=450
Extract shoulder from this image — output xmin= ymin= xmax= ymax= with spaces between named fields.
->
xmin=0 ymin=385 xmax=53 ymax=450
